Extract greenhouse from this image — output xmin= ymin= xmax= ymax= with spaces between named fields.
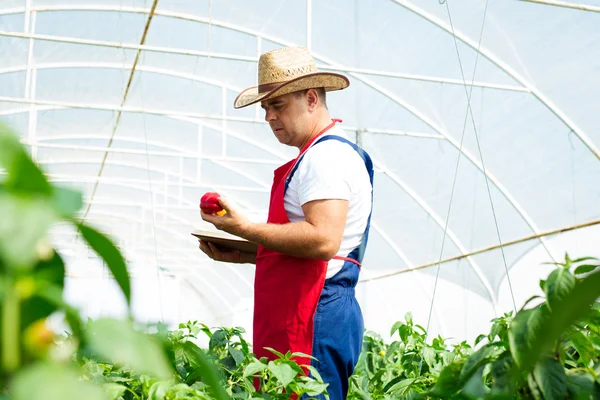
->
xmin=0 ymin=0 xmax=599 ymax=398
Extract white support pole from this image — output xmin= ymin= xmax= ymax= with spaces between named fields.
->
xmin=518 ymin=0 xmax=600 ymax=13
xmin=306 ymin=0 xmax=312 ymax=50
xmin=255 ymin=36 xmax=262 ymax=121
xmin=0 ymin=31 xmax=528 ymax=92
xmin=178 ymin=156 xmax=183 ymax=206
xmin=25 ymin=1 xmax=38 ymax=160
xmin=221 ymin=86 xmax=227 ymax=156
xmin=196 ymin=124 xmax=203 ymax=184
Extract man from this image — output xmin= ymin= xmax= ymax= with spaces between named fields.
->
xmin=199 ymin=46 xmax=373 ymax=399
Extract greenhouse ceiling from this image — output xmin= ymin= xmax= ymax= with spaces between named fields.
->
xmin=0 ymin=0 xmax=599 ymax=337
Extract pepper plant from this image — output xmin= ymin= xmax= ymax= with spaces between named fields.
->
xmin=347 ymin=255 xmax=600 ymax=399
xmin=0 ymin=122 xmax=227 ymax=400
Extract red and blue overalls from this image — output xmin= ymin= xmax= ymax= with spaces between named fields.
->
xmin=254 ymin=120 xmax=374 ymax=399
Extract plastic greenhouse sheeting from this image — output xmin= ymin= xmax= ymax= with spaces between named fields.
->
xmin=1 ymin=0 xmax=599 ymax=343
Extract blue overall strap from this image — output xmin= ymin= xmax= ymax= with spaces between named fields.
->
xmin=285 ymin=134 xmax=375 ymax=264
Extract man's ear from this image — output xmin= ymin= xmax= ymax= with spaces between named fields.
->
xmin=306 ymin=88 xmax=319 ymax=111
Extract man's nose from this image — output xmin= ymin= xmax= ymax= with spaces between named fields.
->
xmin=264 ymin=108 xmax=276 ymax=122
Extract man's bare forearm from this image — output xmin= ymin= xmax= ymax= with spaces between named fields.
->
xmin=239 ymin=221 xmax=337 ymax=261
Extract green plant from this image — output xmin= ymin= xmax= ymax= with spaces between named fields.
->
xmin=0 ymin=121 xmax=226 ymax=399
xmin=425 ymin=255 xmax=600 ymax=399
xmin=347 ymin=255 xmax=600 ymax=399
xmin=74 ymin=320 xmax=329 ymax=399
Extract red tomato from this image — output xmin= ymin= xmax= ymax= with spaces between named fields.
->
xmin=200 ymin=192 xmax=224 ymax=214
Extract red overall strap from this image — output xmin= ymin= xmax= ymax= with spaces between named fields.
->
xmin=333 ymin=255 xmax=361 ymax=267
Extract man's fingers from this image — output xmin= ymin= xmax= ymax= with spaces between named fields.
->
xmin=207 ymin=242 xmax=223 ymax=261
xmin=218 ymin=197 xmax=235 ymax=214
xmin=199 ymin=240 xmax=216 ymax=259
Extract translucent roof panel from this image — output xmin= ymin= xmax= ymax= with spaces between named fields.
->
xmin=1 ymin=0 xmax=599 ymax=342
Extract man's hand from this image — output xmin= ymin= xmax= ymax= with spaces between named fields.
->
xmin=198 ymin=240 xmax=256 ymax=264
xmin=200 ymin=197 xmax=249 ymax=237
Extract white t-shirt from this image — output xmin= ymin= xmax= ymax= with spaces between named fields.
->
xmin=284 ymin=126 xmax=372 ymax=278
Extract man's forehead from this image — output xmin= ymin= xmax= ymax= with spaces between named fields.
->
xmin=260 ymin=95 xmax=287 ymax=108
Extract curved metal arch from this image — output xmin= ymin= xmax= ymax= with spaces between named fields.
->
xmin=0 ymin=5 xmax=526 ymax=92
xmin=39 ymin=157 xmax=263 ymax=212
xmin=391 ymin=0 xmax=600 ymax=160
xmin=48 ymin=5 xmax=557 ymax=268
xmin=349 ymin=77 xmax=557 ymax=264
xmin=0 ymin=96 xmax=293 ymax=165
xmin=0 ymin=5 xmax=569 ymax=258
xmin=367 ymin=221 xmax=450 ymax=334
xmin=58 ymin=182 xmax=256 ymax=295
xmin=374 ymin=163 xmax=499 ymax=312
xmin=31 ymin=138 xmax=280 ymax=169
xmin=0 ymin=6 xmax=553 ymax=300
xmin=64 ymin=207 xmax=242 ymax=312
xmin=0 ymin=61 xmax=245 ymax=92
xmin=2 ymin=89 xmax=550 ymax=273
xmin=20 ymin=100 xmax=498 ymax=305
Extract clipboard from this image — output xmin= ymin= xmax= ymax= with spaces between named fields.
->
xmin=191 ymin=229 xmax=258 ymax=253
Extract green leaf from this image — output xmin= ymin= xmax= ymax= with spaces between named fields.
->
xmin=528 ymin=373 xmax=543 ymax=400
xmin=148 ymin=380 xmax=171 ymax=400
xmin=209 ymin=329 xmax=228 ymax=350
xmin=78 ymin=223 xmax=130 ymax=305
xmin=11 ymin=363 xmax=108 ymax=400
xmin=103 ymin=383 xmax=127 ymax=400
xmin=176 ymin=341 xmax=230 ymax=400
xmin=264 ymin=347 xmax=286 ymax=360
xmin=508 ymin=306 xmax=550 ymax=370
xmin=574 ymin=264 xmax=599 ymax=275
xmin=570 ymin=330 xmax=595 ymax=366
xmin=572 ymin=257 xmax=599 ymax=264
xmin=0 ymin=192 xmax=56 ymax=269
xmin=460 ymin=365 xmax=489 ymax=399
xmin=459 ymin=343 xmax=499 ymax=383
xmin=512 ymin=270 xmax=600 ymax=372
xmin=298 ymin=378 xmax=329 ymax=397
xmin=545 ymin=268 xmax=576 ymax=311
xmin=51 ymin=186 xmax=83 ymax=219
xmin=429 ymin=361 xmax=464 ymax=397
xmin=533 ymin=357 xmax=567 ymax=400
xmin=282 ymin=359 xmax=304 ymax=375
xmin=268 ymin=361 xmax=297 ymax=387
xmin=0 ymin=122 xmax=52 ymax=195
xmin=20 ymin=251 xmax=65 ymax=331
xmin=386 ymin=378 xmax=416 ymax=395
xmin=399 ymin=324 xmax=410 ymax=343
xmin=86 ymin=318 xmax=173 ymax=380
xmin=306 ymin=365 xmax=325 ymax=383
xmin=474 ymin=334 xmax=486 ymax=346
xmin=489 ymin=351 xmax=517 ymax=395
xmin=243 ymin=359 xmax=267 ymax=378
xmin=390 ymin=321 xmax=403 ymax=338
xmin=565 ymin=370 xmax=597 ymax=398
xmin=290 ymin=351 xmax=316 ymax=361
xmin=228 ymin=346 xmax=245 ymax=365
xmin=423 ymin=345 xmax=435 ymax=369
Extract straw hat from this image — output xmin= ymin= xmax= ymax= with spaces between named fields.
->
xmin=233 ymin=46 xmax=349 ymax=109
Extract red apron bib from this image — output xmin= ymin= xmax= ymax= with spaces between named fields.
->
xmin=253 ymin=119 xmax=346 ymax=371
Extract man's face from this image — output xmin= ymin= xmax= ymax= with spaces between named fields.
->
xmin=261 ymin=92 xmax=309 ymax=148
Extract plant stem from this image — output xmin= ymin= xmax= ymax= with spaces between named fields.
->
xmin=2 ymin=285 xmax=20 ymax=372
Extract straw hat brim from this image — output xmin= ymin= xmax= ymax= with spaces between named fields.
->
xmin=233 ymin=72 xmax=349 ymax=109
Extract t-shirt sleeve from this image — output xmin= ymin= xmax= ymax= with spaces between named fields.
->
xmin=293 ymin=141 xmax=358 ymax=206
